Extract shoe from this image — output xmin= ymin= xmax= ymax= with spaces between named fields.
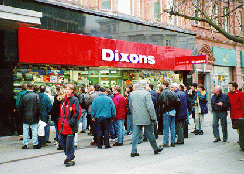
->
xmin=64 ymin=159 xmax=70 ymax=164
xmin=191 ymin=130 xmax=196 ymax=134
xmin=160 ymin=144 xmax=169 ymax=147
xmin=105 ymin=145 xmax=111 ymax=149
xmin=22 ymin=145 xmax=28 ymax=149
xmin=80 ymin=131 xmax=86 ymax=133
xmin=46 ymin=141 xmax=51 ymax=143
xmin=33 ymin=145 xmax=41 ymax=149
xmin=66 ymin=160 xmax=75 ymax=167
xmin=213 ymin=138 xmax=221 ymax=143
xmin=113 ymin=142 xmax=123 ymax=146
xmin=199 ymin=130 xmax=203 ymax=135
xmin=57 ymin=146 xmax=64 ymax=150
xmin=223 ymin=140 xmax=227 ymax=142
xmin=74 ymin=145 xmax=78 ymax=149
xmin=170 ymin=143 xmax=175 ymax=147
xmin=154 ymin=147 xmax=163 ymax=154
xmin=175 ymin=141 xmax=184 ymax=144
xmin=131 ymin=153 xmax=139 ymax=157
xmin=90 ymin=142 xmax=97 ymax=145
xmin=20 ymin=137 xmax=23 ymax=140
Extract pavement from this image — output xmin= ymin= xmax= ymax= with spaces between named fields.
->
xmin=0 ymin=112 xmax=244 ymax=173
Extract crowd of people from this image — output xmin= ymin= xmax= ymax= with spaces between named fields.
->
xmin=15 ymin=80 xmax=244 ymax=167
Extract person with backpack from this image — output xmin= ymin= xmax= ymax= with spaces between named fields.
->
xmin=78 ymin=86 xmax=88 ymax=133
xmin=158 ymin=80 xmax=180 ymax=147
xmin=58 ymin=84 xmax=79 ymax=167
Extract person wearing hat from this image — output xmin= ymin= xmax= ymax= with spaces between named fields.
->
xmin=91 ymin=87 xmax=116 ymax=149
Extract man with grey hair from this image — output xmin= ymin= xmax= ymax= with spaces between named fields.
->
xmin=211 ymin=85 xmax=230 ymax=142
xmin=129 ymin=80 xmax=163 ymax=157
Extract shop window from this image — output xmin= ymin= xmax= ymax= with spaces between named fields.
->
xmin=166 ymin=39 xmax=171 ymax=47
xmin=101 ymin=0 xmax=111 ymax=11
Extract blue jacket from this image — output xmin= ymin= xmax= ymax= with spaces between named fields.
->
xmin=175 ymin=89 xmax=188 ymax=120
xmin=39 ymin=92 xmax=52 ymax=123
xmin=197 ymin=91 xmax=208 ymax=114
xmin=211 ymin=93 xmax=230 ymax=112
xmin=91 ymin=94 xmax=116 ymax=120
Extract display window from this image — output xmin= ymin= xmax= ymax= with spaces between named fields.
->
xmin=212 ymin=66 xmax=232 ymax=94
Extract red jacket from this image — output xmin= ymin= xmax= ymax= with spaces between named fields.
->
xmin=112 ymin=92 xmax=127 ymax=120
xmin=58 ymin=94 xmax=79 ymax=135
xmin=228 ymin=90 xmax=244 ymax=119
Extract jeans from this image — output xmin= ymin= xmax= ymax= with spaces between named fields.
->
xmin=195 ymin=113 xmax=205 ymax=131
xmin=131 ymin=125 xmax=158 ymax=154
xmin=213 ymin=111 xmax=228 ymax=141
xmin=23 ymin=123 xmax=39 ymax=146
xmin=163 ymin=114 xmax=175 ymax=145
xmin=126 ymin=115 xmax=132 ymax=133
xmin=54 ymin=121 xmax=59 ymax=142
xmin=60 ymin=134 xmax=75 ymax=160
xmin=81 ymin=109 xmax=87 ymax=131
xmin=96 ymin=119 xmax=112 ymax=147
xmin=114 ymin=119 xmax=125 ymax=143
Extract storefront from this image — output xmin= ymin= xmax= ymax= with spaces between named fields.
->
xmin=15 ymin=27 xmax=195 ymax=97
xmin=212 ymin=46 xmax=236 ymax=94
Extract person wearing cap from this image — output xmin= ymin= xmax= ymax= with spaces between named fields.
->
xmin=91 ymin=87 xmax=116 ymax=149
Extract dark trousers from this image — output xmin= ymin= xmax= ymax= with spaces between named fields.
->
xmin=87 ymin=113 xmax=91 ymax=131
xmin=96 ymin=119 xmax=112 ymax=147
xmin=91 ymin=120 xmax=98 ymax=142
xmin=60 ymin=134 xmax=75 ymax=160
xmin=175 ymin=119 xmax=186 ymax=143
xmin=38 ymin=136 xmax=45 ymax=146
xmin=157 ymin=115 xmax=163 ymax=134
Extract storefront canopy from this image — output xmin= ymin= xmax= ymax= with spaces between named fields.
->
xmin=18 ymin=27 xmax=203 ymax=71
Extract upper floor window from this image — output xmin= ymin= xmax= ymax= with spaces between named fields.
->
xmin=154 ymin=0 xmax=161 ymax=21
xmin=166 ymin=0 xmax=177 ymax=25
xmin=166 ymin=39 xmax=171 ymax=47
xmin=118 ymin=0 xmax=131 ymax=15
xmin=223 ymin=7 xmax=228 ymax=31
xmin=213 ymin=4 xmax=219 ymax=25
xmin=239 ymin=11 xmax=243 ymax=35
xmin=101 ymin=0 xmax=111 ymax=11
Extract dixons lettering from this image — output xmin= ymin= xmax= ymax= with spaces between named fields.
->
xmin=101 ymin=49 xmax=155 ymax=64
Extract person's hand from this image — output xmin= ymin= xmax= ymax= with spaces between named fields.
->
xmin=216 ymin=102 xmax=223 ymax=106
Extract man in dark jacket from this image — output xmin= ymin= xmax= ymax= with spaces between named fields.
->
xmin=212 ymin=85 xmax=230 ymax=142
xmin=171 ymin=83 xmax=187 ymax=145
xmin=158 ymin=80 xmax=179 ymax=147
xmin=38 ymin=85 xmax=52 ymax=146
xmin=19 ymin=83 xmax=41 ymax=149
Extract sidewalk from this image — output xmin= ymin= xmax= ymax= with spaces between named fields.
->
xmin=0 ymin=112 xmax=237 ymax=165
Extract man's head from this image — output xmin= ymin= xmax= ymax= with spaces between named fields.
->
xmin=179 ymin=84 xmax=185 ymax=91
xmin=149 ymin=83 xmax=154 ymax=90
xmin=162 ymin=80 xmax=169 ymax=89
xmin=126 ymin=85 xmax=133 ymax=93
xmin=133 ymin=84 xmax=139 ymax=91
xmin=27 ymin=83 xmax=33 ymax=91
xmin=170 ymin=83 xmax=178 ymax=91
xmin=87 ymin=85 xmax=94 ymax=93
xmin=40 ymin=85 xmax=46 ymax=93
xmin=22 ymin=84 xmax=27 ymax=90
xmin=99 ymin=87 xmax=106 ymax=94
xmin=114 ymin=86 xmax=121 ymax=94
xmin=191 ymin=83 xmax=198 ymax=91
xmin=213 ymin=85 xmax=222 ymax=95
xmin=228 ymin=81 xmax=238 ymax=92
xmin=94 ymin=84 xmax=101 ymax=91
xmin=33 ymin=85 xmax=39 ymax=93
xmin=138 ymin=80 xmax=147 ymax=89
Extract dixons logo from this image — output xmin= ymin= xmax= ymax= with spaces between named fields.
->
xmin=101 ymin=49 xmax=155 ymax=65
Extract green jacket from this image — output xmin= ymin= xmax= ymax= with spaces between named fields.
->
xmin=16 ymin=90 xmax=27 ymax=112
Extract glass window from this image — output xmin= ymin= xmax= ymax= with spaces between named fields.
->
xmin=101 ymin=0 xmax=111 ymax=10
xmin=154 ymin=0 xmax=160 ymax=21
xmin=118 ymin=0 xmax=131 ymax=15
xmin=166 ymin=40 xmax=171 ymax=47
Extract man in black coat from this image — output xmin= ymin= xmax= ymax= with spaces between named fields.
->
xmin=19 ymin=83 xmax=41 ymax=149
xmin=211 ymin=85 xmax=230 ymax=143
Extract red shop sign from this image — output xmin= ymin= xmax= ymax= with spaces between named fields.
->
xmin=18 ymin=27 xmax=193 ymax=71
